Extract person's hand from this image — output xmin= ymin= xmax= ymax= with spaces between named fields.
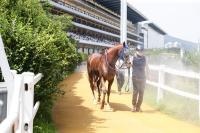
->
xmin=127 ymin=62 xmax=131 ymax=68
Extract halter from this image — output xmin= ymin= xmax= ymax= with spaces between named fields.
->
xmin=118 ymin=47 xmax=127 ymax=61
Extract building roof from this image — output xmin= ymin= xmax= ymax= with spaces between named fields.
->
xmin=95 ymin=0 xmax=148 ymax=24
xmin=148 ymin=23 xmax=167 ymax=35
xmin=95 ymin=0 xmax=167 ymax=35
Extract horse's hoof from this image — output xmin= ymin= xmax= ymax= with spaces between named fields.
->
xmin=93 ymin=100 xmax=98 ymax=105
xmin=103 ymin=107 xmax=113 ymax=112
xmin=97 ymin=101 xmax=101 ymax=104
xmin=97 ymin=99 xmax=101 ymax=104
xmin=103 ymin=105 xmax=113 ymax=112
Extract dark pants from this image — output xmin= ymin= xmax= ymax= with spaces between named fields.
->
xmin=132 ymin=78 xmax=145 ymax=110
xmin=116 ymin=70 xmax=124 ymax=92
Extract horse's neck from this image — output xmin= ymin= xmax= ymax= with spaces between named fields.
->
xmin=107 ymin=46 xmax=122 ymax=65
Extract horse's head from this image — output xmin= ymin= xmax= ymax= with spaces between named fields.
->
xmin=118 ymin=42 xmax=130 ymax=64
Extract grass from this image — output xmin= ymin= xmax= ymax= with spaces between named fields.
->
xmin=34 ymin=118 xmax=57 ymax=133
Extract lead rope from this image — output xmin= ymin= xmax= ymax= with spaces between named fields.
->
xmin=124 ymin=67 xmax=130 ymax=92
xmin=124 ymin=56 xmax=133 ymax=92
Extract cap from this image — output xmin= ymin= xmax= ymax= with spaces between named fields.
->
xmin=136 ymin=45 xmax=144 ymax=51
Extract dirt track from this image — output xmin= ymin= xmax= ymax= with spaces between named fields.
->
xmin=53 ymin=69 xmax=200 ymax=133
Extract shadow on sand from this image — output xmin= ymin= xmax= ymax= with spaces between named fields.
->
xmin=142 ymin=109 xmax=159 ymax=114
xmin=53 ymin=71 xmax=106 ymax=133
xmin=111 ymin=102 xmax=131 ymax=112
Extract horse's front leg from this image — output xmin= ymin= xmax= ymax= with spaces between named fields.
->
xmin=100 ymin=78 xmax=107 ymax=110
xmin=106 ymin=78 xmax=114 ymax=111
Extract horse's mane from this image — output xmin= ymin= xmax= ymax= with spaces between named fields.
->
xmin=107 ymin=43 xmax=122 ymax=53
xmin=99 ymin=43 xmax=122 ymax=55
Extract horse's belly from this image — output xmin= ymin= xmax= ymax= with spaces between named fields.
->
xmin=103 ymin=72 xmax=116 ymax=81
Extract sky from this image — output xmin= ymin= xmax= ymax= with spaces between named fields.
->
xmin=127 ymin=0 xmax=200 ymax=43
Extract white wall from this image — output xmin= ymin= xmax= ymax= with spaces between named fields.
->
xmin=142 ymin=25 xmax=165 ymax=49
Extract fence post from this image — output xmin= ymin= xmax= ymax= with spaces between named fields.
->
xmin=180 ymin=48 xmax=184 ymax=59
xmin=0 ymin=100 xmax=3 ymax=118
xmin=157 ymin=65 xmax=165 ymax=103
xmin=199 ymin=73 xmax=200 ymax=120
xmin=22 ymin=72 xmax=34 ymax=133
xmin=0 ymin=36 xmax=14 ymax=117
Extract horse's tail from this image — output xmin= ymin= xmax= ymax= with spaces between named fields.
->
xmin=87 ymin=55 xmax=92 ymax=79
xmin=87 ymin=55 xmax=96 ymax=100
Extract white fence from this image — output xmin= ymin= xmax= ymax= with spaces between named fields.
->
xmin=147 ymin=64 xmax=200 ymax=119
xmin=0 ymin=36 xmax=42 ymax=133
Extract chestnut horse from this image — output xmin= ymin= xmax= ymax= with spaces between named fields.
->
xmin=87 ymin=42 xmax=129 ymax=111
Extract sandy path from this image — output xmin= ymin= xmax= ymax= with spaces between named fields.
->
xmin=53 ymin=70 xmax=200 ymax=133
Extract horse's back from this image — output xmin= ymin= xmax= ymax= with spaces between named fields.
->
xmin=87 ymin=53 xmax=102 ymax=70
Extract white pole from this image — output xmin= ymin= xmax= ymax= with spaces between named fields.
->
xmin=0 ymin=35 xmax=14 ymax=116
xmin=0 ymin=100 xmax=3 ymax=117
xmin=180 ymin=48 xmax=184 ymax=59
xmin=157 ymin=65 xmax=165 ymax=103
xmin=120 ymin=0 xmax=127 ymax=44
xmin=197 ymin=39 xmax=200 ymax=52
xmin=199 ymin=74 xmax=200 ymax=119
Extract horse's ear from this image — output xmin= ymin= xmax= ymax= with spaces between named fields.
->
xmin=123 ymin=41 xmax=126 ymax=47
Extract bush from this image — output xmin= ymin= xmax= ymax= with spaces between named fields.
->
xmin=79 ymin=52 xmax=88 ymax=61
xmin=0 ymin=0 xmax=81 ymax=132
xmin=183 ymin=51 xmax=200 ymax=69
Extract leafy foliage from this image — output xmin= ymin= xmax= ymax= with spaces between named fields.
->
xmin=0 ymin=0 xmax=81 ymax=132
xmin=183 ymin=51 xmax=200 ymax=68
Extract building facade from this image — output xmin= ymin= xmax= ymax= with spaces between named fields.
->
xmin=141 ymin=22 xmax=166 ymax=49
xmin=49 ymin=0 xmax=148 ymax=54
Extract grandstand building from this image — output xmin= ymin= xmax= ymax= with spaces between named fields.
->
xmin=49 ymin=0 xmax=166 ymax=54
xmin=141 ymin=22 xmax=166 ymax=49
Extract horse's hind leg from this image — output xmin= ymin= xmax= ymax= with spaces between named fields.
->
xmin=89 ymin=74 xmax=97 ymax=104
xmin=97 ymin=77 xmax=101 ymax=103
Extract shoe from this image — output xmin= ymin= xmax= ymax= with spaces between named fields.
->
xmin=131 ymin=106 xmax=136 ymax=112
xmin=136 ymin=107 xmax=142 ymax=112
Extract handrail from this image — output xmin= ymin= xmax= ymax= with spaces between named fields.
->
xmin=147 ymin=64 xmax=200 ymax=119
xmin=32 ymin=102 xmax=40 ymax=120
xmin=149 ymin=65 xmax=200 ymax=79
xmin=33 ymin=73 xmax=43 ymax=85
